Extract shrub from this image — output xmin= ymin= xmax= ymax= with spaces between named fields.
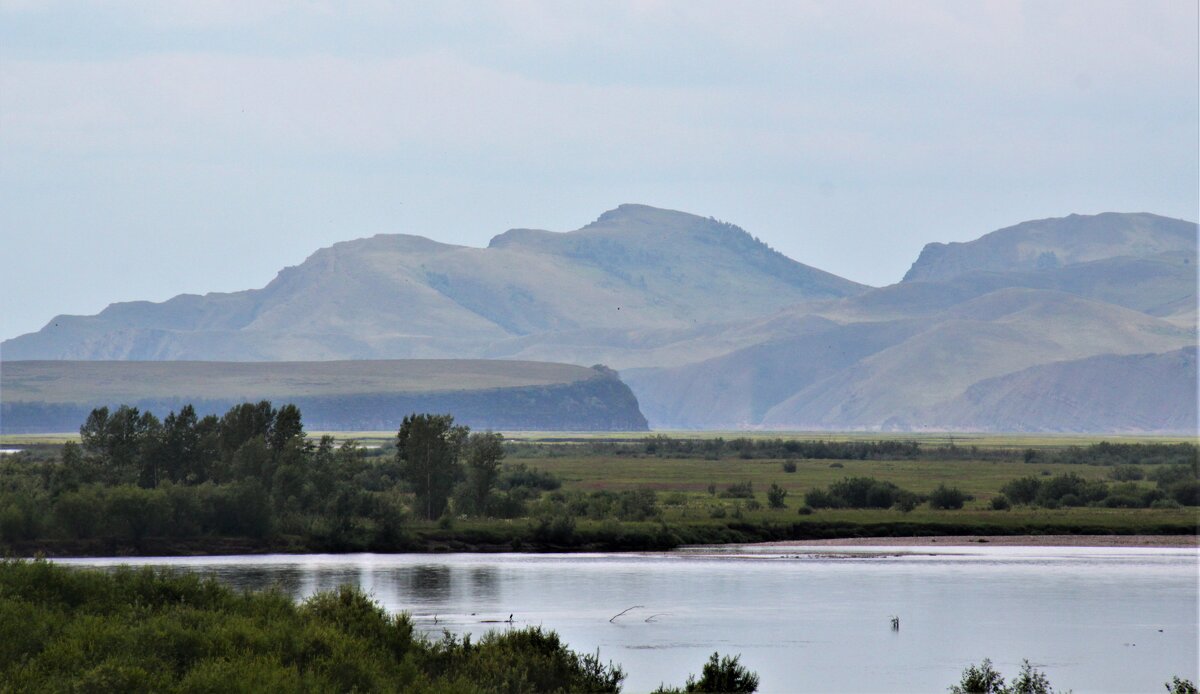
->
xmin=658 ymin=652 xmax=758 ymax=693
xmin=782 ymin=460 xmax=797 ymax=473
xmin=804 ymin=488 xmax=840 ymax=509
xmin=767 ymin=483 xmax=788 ymax=509
xmin=1110 ymin=465 xmax=1144 ymax=481
xmin=929 ymin=484 xmax=968 ymax=510
xmin=719 ymin=482 xmax=754 ymax=499
xmin=532 ymin=511 xmax=576 ymax=544
xmin=990 ymin=495 xmax=1011 ymax=511
xmin=951 ymin=658 xmax=1005 ymax=694
xmin=1167 ymin=479 xmax=1200 ymax=506
xmin=797 ymin=505 xmax=814 ymax=515
xmin=950 ymin=658 xmax=1056 ymax=694
xmin=829 ymin=462 xmax=844 ymax=469
xmin=498 ymin=464 xmax=561 ymax=492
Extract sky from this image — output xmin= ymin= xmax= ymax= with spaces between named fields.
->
xmin=1 ymin=0 xmax=1197 ymax=342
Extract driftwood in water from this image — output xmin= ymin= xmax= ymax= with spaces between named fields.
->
xmin=609 ymin=606 xmax=644 ymax=623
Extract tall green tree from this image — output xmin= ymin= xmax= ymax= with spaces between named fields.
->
xmin=463 ymin=431 xmax=505 ymax=515
xmin=395 ymin=414 xmax=466 ymax=520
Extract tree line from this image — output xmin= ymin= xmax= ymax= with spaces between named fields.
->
xmin=0 ymin=403 xmax=555 ymax=549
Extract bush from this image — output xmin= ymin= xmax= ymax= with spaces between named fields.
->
xmin=654 ymin=652 xmax=759 ymax=693
xmin=1167 ymin=479 xmax=1200 ymax=506
xmin=804 ymin=488 xmax=840 ymax=509
xmin=719 ymin=481 xmax=754 ymax=499
xmin=797 ymin=505 xmax=813 ymax=515
xmin=781 ymin=460 xmax=797 ymax=473
xmin=929 ymin=484 xmax=968 ymax=510
xmin=990 ymin=495 xmax=1011 ymax=511
xmin=951 ymin=658 xmax=1005 ymax=694
xmin=950 ymin=658 xmax=1056 ymax=694
xmin=766 ymin=483 xmax=788 ymax=509
xmin=829 ymin=462 xmax=844 ymax=469
xmin=1110 ymin=465 xmax=1144 ymax=481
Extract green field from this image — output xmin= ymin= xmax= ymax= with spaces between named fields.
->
xmin=2 ymin=429 xmax=1196 ymax=556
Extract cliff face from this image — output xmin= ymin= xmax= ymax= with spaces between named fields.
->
xmin=0 ymin=361 xmax=648 ymax=433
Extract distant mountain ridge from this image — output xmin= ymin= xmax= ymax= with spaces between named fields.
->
xmin=3 ymin=206 xmax=1196 ymax=433
xmin=903 ymin=212 xmax=1195 ymax=282
xmin=2 ymin=204 xmax=865 ymax=361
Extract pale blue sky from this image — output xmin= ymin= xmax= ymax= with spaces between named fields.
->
xmin=1 ymin=1 xmax=1197 ymax=341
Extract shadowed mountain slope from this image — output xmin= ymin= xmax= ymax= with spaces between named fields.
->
xmin=926 ymin=347 xmax=1198 ymax=433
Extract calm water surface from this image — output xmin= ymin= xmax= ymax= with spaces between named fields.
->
xmin=60 ymin=545 xmax=1199 ymax=693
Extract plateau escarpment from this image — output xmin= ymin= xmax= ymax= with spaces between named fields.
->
xmin=0 ymin=360 xmax=648 ymax=433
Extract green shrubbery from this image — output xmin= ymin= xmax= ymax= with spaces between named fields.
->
xmin=1000 ymin=469 xmax=1200 ymax=509
xmin=0 ymin=558 xmax=626 ymax=693
xmin=654 ymin=652 xmax=759 ymax=693
xmin=804 ymin=477 xmax=924 ymax=511
xmin=950 ymin=658 xmax=1196 ymax=694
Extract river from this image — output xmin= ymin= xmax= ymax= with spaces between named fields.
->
xmin=59 ymin=545 xmax=1199 ymax=693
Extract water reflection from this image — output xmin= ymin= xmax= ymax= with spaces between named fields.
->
xmin=56 ymin=547 xmax=1199 ymax=694
xmin=469 ymin=566 xmax=499 ymax=602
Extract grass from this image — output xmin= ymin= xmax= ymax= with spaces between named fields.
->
xmin=530 ymin=454 xmax=1108 ymax=498
xmin=504 ymin=448 xmax=1199 ymax=537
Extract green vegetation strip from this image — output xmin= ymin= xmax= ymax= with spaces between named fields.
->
xmin=1 ymin=402 xmax=1196 ymax=557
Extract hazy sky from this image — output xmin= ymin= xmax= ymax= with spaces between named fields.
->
xmin=2 ymin=1 xmax=1197 ymax=341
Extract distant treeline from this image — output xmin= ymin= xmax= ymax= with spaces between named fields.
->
xmin=513 ymin=435 xmax=1199 ymax=465
xmin=1024 ymin=442 xmax=1198 ymax=467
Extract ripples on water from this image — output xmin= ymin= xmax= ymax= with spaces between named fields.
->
xmin=59 ymin=545 xmax=1199 ymax=693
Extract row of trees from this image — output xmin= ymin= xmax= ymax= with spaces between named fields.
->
xmin=0 ymin=404 xmax=542 ymax=546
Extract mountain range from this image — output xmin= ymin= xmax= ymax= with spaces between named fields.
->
xmin=3 ymin=205 xmax=1196 ymax=433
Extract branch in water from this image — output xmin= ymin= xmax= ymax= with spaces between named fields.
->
xmin=609 ymin=605 xmax=644 ymax=623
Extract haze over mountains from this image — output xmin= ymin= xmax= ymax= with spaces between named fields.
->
xmin=4 ymin=205 xmax=1196 ymax=433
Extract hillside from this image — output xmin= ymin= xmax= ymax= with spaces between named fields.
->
xmin=903 ymin=212 xmax=1195 ymax=282
xmin=0 ymin=360 xmax=648 ymax=433
xmin=927 ymin=347 xmax=1198 ymax=433
xmin=1 ymin=205 xmax=866 ymax=362
xmin=630 ymin=288 xmax=1194 ymax=430
xmin=3 ymin=206 xmax=1196 ymax=434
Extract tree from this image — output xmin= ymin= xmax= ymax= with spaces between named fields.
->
xmin=270 ymin=404 xmax=305 ymax=453
xmin=219 ymin=401 xmax=276 ymax=461
xmin=396 ymin=414 xmax=467 ymax=520
xmin=463 ymin=432 xmax=505 ymax=515
xmin=766 ymin=483 xmax=788 ymax=509
xmin=161 ymin=405 xmax=201 ymax=484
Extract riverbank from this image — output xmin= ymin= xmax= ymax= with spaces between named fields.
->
xmin=753 ymin=534 xmax=1200 ymax=548
xmin=7 ymin=517 xmax=1198 ymax=558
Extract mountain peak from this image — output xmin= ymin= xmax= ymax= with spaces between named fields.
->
xmin=903 ymin=212 xmax=1198 ymax=283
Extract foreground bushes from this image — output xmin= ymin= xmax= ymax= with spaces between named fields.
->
xmin=0 ymin=558 xmax=630 ymax=693
xmin=949 ymin=658 xmax=1196 ymax=694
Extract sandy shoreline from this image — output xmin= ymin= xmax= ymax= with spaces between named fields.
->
xmin=751 ymin=534 xmax=1199 ymax=548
